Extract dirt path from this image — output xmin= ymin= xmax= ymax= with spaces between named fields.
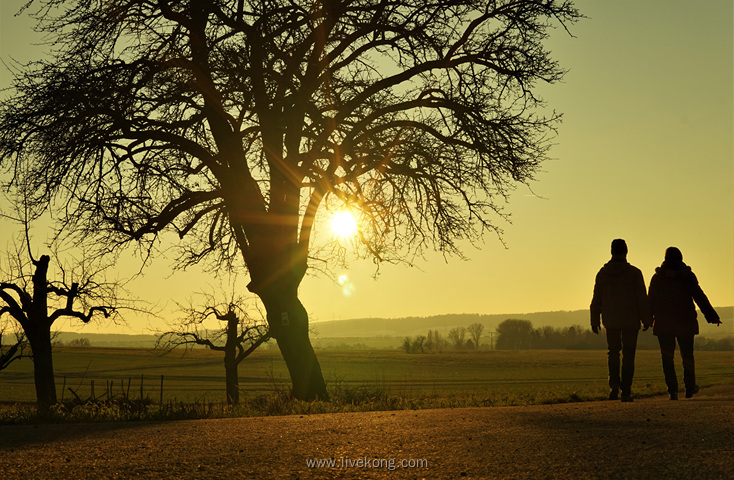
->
xmin=1 ymin=385 xmax=733 ymax=479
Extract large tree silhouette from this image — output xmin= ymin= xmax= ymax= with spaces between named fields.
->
xmin=0 ymin=0 xmax=580 ymax=400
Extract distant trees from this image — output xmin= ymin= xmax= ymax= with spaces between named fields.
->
xmin=695 ymin=336 xmax=734 ymax=351
xmin=156 ymin=290 xmax=269 ymax=405
xmin=401 ymin=336 xmax=418 ymax=354
xmin=404 ymin=319 xmax=732 ymax=352
xmin=496 ymin=319 xmax=534 ymax=350
xmin=67 ymin=338 xmax=91 ymax=348
xmin=448 ymin=327 xmax=467 ymax=350
xmin=402 ymin=318 xmax=607 ymax=353
xmin=495 ymin=319 xmax=603 ymax=350
xmin=467 ymin=323 xmax=485 ymax=350
xmin=402 ymin=335 xmax=428 ymax=354
xmin=403 ymin=324 xmax=486 ymax=353
xmin=426 ymin=330 xmax=447 ymax=351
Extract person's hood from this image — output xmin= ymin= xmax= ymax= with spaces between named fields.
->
xmin=655 ymin=261 xmax=693 ymax=278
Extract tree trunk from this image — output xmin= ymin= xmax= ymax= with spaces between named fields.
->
xmin=27 ymin=328 xmax=57 ymax=413
xmin=224 ymin=354 xmax=239 ymax=405
xmin=224 ymin=316 xmax=239 ymax=405
xmin=260 ymin=292 xmax=328 ymax=401
xmin=276 ymin=328 xmax=327 ymax=401
xmin=236 ymin=188 xmax=327 ymax=401
xmin=28 ymin=255 xmax=57 ymax=413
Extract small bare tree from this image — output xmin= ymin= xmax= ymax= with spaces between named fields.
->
xmin=412 ymin=335 xmax=426 ymax=354
xmin=157 ymin=291 xmax=269 ymax=405
xmin=401 ymin=336 xmax=413 ymax=354
xmin=0 ymin=241 xmax=123 ymax=412
xmin=467 ymin=323 xmax=485 ymax=350
xmin=448 ymin=327 xmax=467 ymax=350
xmin=431 ymin=330 xmax=447 ymax=352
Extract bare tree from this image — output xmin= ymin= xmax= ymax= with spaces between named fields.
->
xmin=0 ymin=241 xmax=123 ymax=412
xmin=157 ymin=290 xmax=269 ymax=405
xmin=401 ymin=336 xmax=413 ymax=354
xmin=0 ymin=0 xmax=581 ymax=400
xmin=426 ymin=330 xmax=434 ymax=351
xmin=467 ymin=322 xmax=485 ymax=350
xmin=448 ymin=326 xmax=467 ymax=350
xmin=411 ymin=335 xmax=426 ymax=353
xmin=431 ymin=330 xmax=447 ymax=351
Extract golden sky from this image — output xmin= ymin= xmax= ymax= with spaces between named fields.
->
xmin=1 ymin=1 xmax=732 ymax=334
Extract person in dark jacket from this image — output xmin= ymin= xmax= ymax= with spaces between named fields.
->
xmin=591 ymin=239 xmax=652 ymax=402
xmin=649 ymin=247 xmax=721 ymax=400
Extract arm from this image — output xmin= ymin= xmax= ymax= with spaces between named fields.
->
xmin=648 ymin=275 xmax=658 ymax=327
xmin=690 ymin=273 xmax=720 ymax=325
xmin=590 ymin=271 xmax=603 ymax=333
xmin=636 ymin=270 xmax=652 ymax=329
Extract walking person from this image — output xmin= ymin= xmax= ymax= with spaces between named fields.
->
xmin=648 ymin=247 xmax=721 ymax=400
xmin=591 ymin=239 xmax=652 ymax=402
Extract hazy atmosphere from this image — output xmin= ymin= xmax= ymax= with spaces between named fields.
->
xmin=1 ymin=3 xmax=733 ymax=476
xmin=1 ymin=0 xmax=732 ymax=334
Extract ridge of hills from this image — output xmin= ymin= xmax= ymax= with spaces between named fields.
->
xmin=12 ymin=306 xmax=731 ymax=349
xmin=311 ymin=307 xmax=734 ymax=338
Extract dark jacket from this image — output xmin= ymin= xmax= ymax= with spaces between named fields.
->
xmin=591 ymin=256 xmax=652 ymax=330
xmin=649 ymin=261 xmax=719 ymax=337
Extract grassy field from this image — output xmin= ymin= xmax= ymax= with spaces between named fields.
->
xmin=2 ymin=347 xmax=733 ymax=407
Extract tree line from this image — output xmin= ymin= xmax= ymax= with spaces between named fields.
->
xmin=494 ymin=319 xmax=733 ymax=351
xmin=401 ymin=319 xmax=734 ymax=353
xmin=402 ymin=323 xmax=486 ymax=353
xmin=401 ymin=319 xmax=601 ymax=353
xmin=495 ymin=319 xmax=602 ymax=350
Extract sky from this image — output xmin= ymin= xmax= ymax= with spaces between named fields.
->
xmin=1 ymin=0 xmax=732 ymax=334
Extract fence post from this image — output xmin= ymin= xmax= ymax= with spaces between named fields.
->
xmin=91 ymin=379 xmax=95 ymax=400
xmin=160 ymin=375 xmax=164 ymax=405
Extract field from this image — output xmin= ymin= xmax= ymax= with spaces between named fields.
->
xmin=2 ymin=347 xmax=734 ymax=409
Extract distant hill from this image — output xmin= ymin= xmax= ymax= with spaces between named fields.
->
xmin=3 ymin=307 xmax=730 ymax=349
xmin=312 ymin=307 xmax=734 ymax=339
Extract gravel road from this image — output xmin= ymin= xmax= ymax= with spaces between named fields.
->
xmin=1 ymin=384 xmax=732 ymax=479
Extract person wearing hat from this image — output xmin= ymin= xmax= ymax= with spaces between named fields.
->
xmin=590 ymin=239 xmax=652 ymax=402
xmin=648 ymin=247 xmax=721 ymax=400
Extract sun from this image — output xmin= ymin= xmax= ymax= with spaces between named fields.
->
xmin=329 ymin=210 xmax=358 ymax=240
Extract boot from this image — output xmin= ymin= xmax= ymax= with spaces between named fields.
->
xmin=685 ymin=385 xmax=699 ymax=398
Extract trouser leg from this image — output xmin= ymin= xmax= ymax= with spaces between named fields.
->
xmin=657 ymin=335 xmax=678 ymax=394
xmin=606 ymin=328 xmax=622 ymax=391
xmin=620 ymin=329 xmax=639 ymax=395
xmin=677 ymin=335 xmax=695 ymax=392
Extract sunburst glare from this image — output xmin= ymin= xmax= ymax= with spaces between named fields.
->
xmin=329 ymin=209 xmax=358 ymax=240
